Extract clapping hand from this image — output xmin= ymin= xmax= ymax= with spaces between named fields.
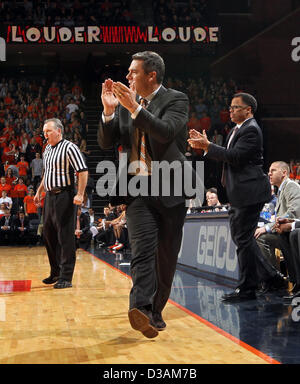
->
xmin=188 ymin=129 xmax=210 ymax=151
xmin=101 ymin=79 xmax=119 ymax=116
xmin=112 ymin=81 xmax=138 ymax=114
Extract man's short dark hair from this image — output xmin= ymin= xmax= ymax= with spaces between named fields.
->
xmin=132 ymin=51 xmax=165 ymax=84
xmin=233 ymin=92 xmax=257 ymax=113
xmin=207 ymin=187 xmax=218 ymax=195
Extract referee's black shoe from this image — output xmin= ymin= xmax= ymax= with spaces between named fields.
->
xmin=53 ymin=279 xmax=72 ymax=289
xmin=42 ymin=275 xmax=59 ymax=284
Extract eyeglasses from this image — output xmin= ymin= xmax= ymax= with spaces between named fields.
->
xmin=228 ymin=105 xmax=248 ymax=111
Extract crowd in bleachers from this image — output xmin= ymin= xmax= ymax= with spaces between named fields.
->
xmin=0 ymin=73 xmax=88 ymax=245
xmin=152 ymin=0 xmax=210 ymax=26
xmin=0 ymin=0 xmax=137 ymax=26
xmin=169 ymin=75 xmax=241 ymax=145
xmin=0 ymin=0 xmax=211 ymax=26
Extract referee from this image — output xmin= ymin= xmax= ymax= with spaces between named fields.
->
xmin=34 ymin=118 xmax=88 ymax=289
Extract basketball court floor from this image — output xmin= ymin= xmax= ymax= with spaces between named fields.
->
xmin=0 ymin=245 xmax=299 ymax=365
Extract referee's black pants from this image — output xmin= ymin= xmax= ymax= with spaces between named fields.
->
xmin=126 ymin=197 xmax=187 ymax=315
xmin=43 ymin=189 xmax=76 ymax=282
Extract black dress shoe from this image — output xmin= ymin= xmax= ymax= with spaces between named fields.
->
xmin=151 ymin=312 xmax=166 ymax=331
xmin=53 ymin=279 xmax=72 ymax=289
xmin=222 ymin=288 xmax=256 ymax=302
xmin=42 ymin=276 xmax=59 ymax=284
xmin=128 ymin=308 xmax=159 ymax=339
xmin=271 ymin=273 xmax=289 ymax=289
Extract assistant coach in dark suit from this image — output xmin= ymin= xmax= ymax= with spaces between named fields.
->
xmin=98 ymin=51 xmax=194 ymax=338
xmin=189 ymin=92 xmax=274 ymax=302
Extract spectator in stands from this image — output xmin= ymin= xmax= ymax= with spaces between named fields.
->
xmin=205 ymin=187 xmax=227 ymax=212
xmin=5 ymin=167 xmax=17 ymax=185
xmin=0 ymin=190 xmax=12 ymax=210
xmin=94 ymin=206 xmax=117 ymax=247
xmin=31 ymin=152 xmax=43 ymax=191
xmin=187 ymin=111 xmax=201 ymax=132
xmin=0 ymin=208 xmax=14 ymax=245
xmin=17 ymin=155 xmax=29 ymax=182
xmin=108 ymin=204 xmax=128 ymax=251
xmin=211 ymin=129 xmax=223 ymax=146
xmin=2 ymin=142 xmax=16 ymax=164
xmin=75 ymin=206 xmax=92 ymax=250
xmin=79 ymin=111 xmax=88 ymax=138
xmin=0 ymin=176 xmax=12 ymax=196
xmin=24 ymin=188 xmax=38 ymax=220
xmin=255 ymin=161 xmax=300 ymax=290
xmin=0 ymin=203 xmax=6 ymax=218
xmin=26 ymin=137 xmax=41 ymax=163
xmin=79 ymin=139 xmax=90 ymax=162
xmin=13 ymin=210 xmax=30 ymax=245
xmin=194 ymin=97 xmax=208 ymax=118
xmin=14 ymin=177 xmax=28 ymax=207
xmin=209 ymin=99 xmax=222 ymax=126
xmin=66 ymin=98 xmax=79 ymax=114
xmin=200 ymin=111 xmax=211 ymax=134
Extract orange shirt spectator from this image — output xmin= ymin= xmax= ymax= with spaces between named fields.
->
xmin=24 ymin=193 xmax=38 ymax=215
xmin=2 ymin=144 xmax=16 ymax=164
xmin=4 ymin=94 xmax=13 ymax=107
xmin=5 ymin=175 xmax=17 ymax=186
xmin=220 ymin=108 xmax=230 ymax=124
xmin=34 ymin=135 xmax=43 ymax=147
xmin=0 ymin=177 xmax=12 ymax=197
xmin=187 ymin=112 xmax=202 ymax=132
xmin=0 ymin=135 xmax=7 ymax=148
xmin=200 ymin=113 xmax=211 ymax=132
xmin=48 ymin=83 xmax=60 ymax=99
xmin=17 ymin=158 xmax=29 ymax=177
xmin=14 ymin=181 xmax=28 ymax=198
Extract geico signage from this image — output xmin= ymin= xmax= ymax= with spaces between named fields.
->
xmin=291 ymin=37 xmax=300 ymax=62
xmin=197 ymin=224 xmax=237 ymax=272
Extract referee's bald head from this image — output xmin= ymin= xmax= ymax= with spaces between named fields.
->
xmin=44 ymin=118 xmax=64 ymax=136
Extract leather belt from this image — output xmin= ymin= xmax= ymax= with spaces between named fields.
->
xmin=48 ymin=187 xmax=72 ymax=195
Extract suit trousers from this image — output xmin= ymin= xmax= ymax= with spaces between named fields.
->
xmin=289 ymin=229 xmax=300 ymax=284
xmin=256 ymin=232 xmax=293 ymax=279
xmin=126 ymin=197 xmax=187 ymax=314
xmin=43 ymin=190 xmax=76 ymax=281
xmin=228 ymin=202 xmax=277 ymax=290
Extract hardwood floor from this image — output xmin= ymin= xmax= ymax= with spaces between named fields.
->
xmin=0 ymin=246 xmax=268 ymax=364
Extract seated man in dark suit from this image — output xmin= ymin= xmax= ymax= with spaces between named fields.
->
xmin=13 ymin=211 xmax=30 ymax=245
xmin=0 ymin=208 xmax=14 ymax=245
xmin=275 ymin=218 xmax=300 ymax=300
xmin=75 ymin=207 xmax=92 ymax=251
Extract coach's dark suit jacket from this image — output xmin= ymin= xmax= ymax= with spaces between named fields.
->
xmin=206 ymin=117 xmax=271 ymax=207
xmin=98 ymin=86 xmax=195 ymax=207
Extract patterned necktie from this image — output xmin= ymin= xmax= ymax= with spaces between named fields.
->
xmin=139 ymin=98 xmax=152 ymax=175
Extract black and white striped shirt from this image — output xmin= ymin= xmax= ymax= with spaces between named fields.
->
xmin=43 ymin=139 xmax=87 ymax=191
